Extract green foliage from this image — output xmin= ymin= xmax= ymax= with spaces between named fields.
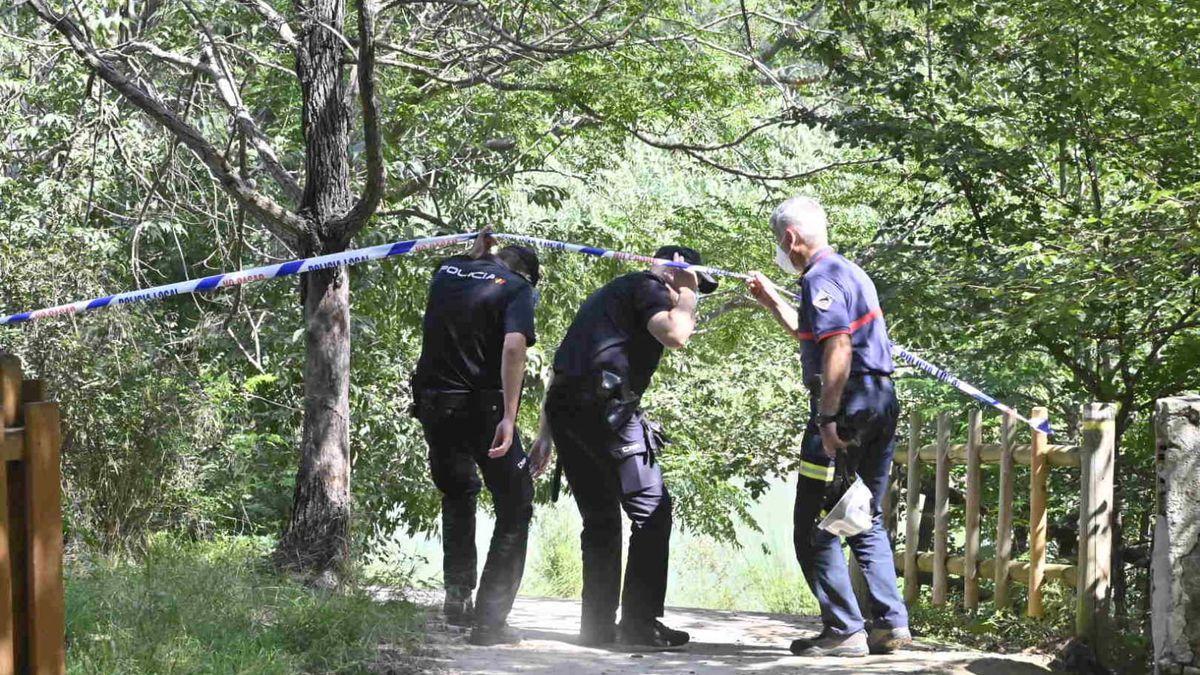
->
xmin=1 ymin=0 xmax=1192 ymax=663
xmin=522 ymin=504 xmax=585 ymax=599
xmin=66 ymin=535 xmax=424 ymax=674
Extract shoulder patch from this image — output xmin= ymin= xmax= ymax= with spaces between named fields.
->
xmin=813 ymin=288 xmax=836 ymax=311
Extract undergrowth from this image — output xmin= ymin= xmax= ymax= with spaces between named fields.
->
xmin=66 ymin=534 xmax=425 ymax=674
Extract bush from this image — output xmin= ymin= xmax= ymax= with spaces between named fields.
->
xmin=522 ymin=502 xmax=584 ymax=599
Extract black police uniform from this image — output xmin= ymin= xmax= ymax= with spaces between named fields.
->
xmin=412 ymin=253 xmax=537 ymax=628
xmin=544 ymin=271 xmax=675 ymax=636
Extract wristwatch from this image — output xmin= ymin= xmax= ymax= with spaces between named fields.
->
xmin=814 ymin=413 xmax=839 ymax=427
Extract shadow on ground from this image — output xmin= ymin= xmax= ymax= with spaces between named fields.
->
xmin=396 ymin=594 xmax=1059 ymax=674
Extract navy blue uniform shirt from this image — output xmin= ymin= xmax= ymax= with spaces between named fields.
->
xmin=414 ymin=254 xmax=537 ymax=392
xmin=797 ymin=247 xmax=893 ymax=380
xmin=552 ymin=271 xmax=674 ymax=397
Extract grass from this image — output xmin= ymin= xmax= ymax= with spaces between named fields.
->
xmin=66 ymin=534 xmax=425 ymax=675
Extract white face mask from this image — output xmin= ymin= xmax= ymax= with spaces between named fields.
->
xmin=774 ymin=244 xmax=800 ymax=276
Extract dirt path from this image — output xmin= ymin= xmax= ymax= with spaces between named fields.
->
xmin=409 ymin=595 xmax=1058 ymax=674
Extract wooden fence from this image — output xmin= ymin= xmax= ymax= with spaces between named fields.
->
xmin=885 ymin=403 xmax=1116 ymax=644
xmin=0 ymin=355 xmax=65 ymax=675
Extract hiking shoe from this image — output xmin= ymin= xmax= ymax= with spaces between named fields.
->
xmin=579 ymin=622 xmax=617 ymax=647
xmin=789 ymin=630 xmax=868 ymax=657
xmin=616 ymin=619 xmax=690 ymax=651
xmin=788 ymin=628 xmax=832 ymax=653
xmin=443 ymin=595 xmax=474 ymax=627
xmin=868 ymin=626 xmax=912 ymax=654
xmin=469 ymin=623 xmax=522 ymax=646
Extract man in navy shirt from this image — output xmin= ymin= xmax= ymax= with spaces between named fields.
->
xmin=533 ymin=246 xmax=717 ymax=650
xmin=412 ymin=233 xmax=547 ymax=646
xmin=747 ymin=197 xmax=910 ymax=658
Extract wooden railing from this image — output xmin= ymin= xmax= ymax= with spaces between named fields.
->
xmin=0 ymin=355 xmax=65 ymax=674
xmin=885 ymin=403 xmax=1115 ymax=643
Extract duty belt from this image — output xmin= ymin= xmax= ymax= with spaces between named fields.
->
xmin=804 ymin=371 xmax=892 ymax=393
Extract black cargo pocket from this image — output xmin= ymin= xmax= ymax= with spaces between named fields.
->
xmin=604 ymin=409 xmax=647 ymax=463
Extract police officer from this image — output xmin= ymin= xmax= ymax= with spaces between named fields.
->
xmin=746 ymin=197 xmax=910 ymax=657
xmin=531 ymin=246 xmax=717 ymax=650
xmin=412 ymin=232 xmax=550 ymax=646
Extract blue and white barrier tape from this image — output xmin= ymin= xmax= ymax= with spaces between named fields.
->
xmin=0 ymin=232 xmax=476 ymax=326
xmin=0 ymin=227 xmax=1051 ymax=435
xmin=492 ymin=233 xmax=1053 ymax=435
xmin=891 ymin=347 xmax=1052 ymax=435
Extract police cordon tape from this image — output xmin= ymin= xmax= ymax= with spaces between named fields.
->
xmin=0 ymin=229 xmax=1051 ymax=435
xmin=0 ymin=232 xmax=476 ymax=326
xmin=490 ymin=232 xmax=1053 ymax=436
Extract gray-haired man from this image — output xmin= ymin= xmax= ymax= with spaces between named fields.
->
xmin=747 ymin=197 xmax=911 ymax=657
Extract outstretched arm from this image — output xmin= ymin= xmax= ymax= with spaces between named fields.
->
xmin=746 ymin=272 xmax=803 ymax=341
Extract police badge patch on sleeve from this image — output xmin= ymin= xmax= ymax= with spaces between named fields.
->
xmin=813 ymin=288 xmax=836 ymax=311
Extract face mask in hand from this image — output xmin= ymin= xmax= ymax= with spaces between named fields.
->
xmin=774 ymin=244 xmax=800 ymax=276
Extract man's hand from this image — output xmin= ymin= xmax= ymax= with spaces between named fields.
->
xmin=745 ymin=271 xmax=782 ymax=311
xmin=529 ymin=431 xmax=553 ymax=477
xmin=488 ymin=416 xmax=516 ymax=458
xmin=819 ymin=422 xmax=848 ymax=459
xmin=666 ymin=253 xmax=699 ymax=296
xmin=469 ymin=227 xmax=496 ymax=259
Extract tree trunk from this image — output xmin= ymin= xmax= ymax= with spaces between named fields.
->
xmin=275 ymin=0 xmax=355 ymax=577
xmin=276 ymin=267 xmax=352 ymax=574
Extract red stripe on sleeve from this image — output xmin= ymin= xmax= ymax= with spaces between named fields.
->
xmin=816 ymin=329 xmax=851 ymax=342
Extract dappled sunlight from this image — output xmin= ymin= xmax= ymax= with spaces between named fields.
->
xmin=429 ymin=595 xmax=1058 ymax=674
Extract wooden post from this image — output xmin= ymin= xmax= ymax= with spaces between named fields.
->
xmin=0 ymin=357 xmax=21 ymax=674
xmin=1076 ymin=402 xmax=1115 ymax=643
xmin=24 ymin=402 xmax=64 ymax=674
xmin=0 ymin=456 xmax=9 ymax=675
xmin=1028 ymin=406 xmax=1050 ymax=618
xmin=932 ymin=412 xmax=951 ymax=606
xmin=964 ymin=409 xmax=983 ymax=610
xmin=904 ymin=411 xmax=923 ymax=604
xmin=0 ymin=365 xmax=10 ymax=675
xmin=0 ymin=357 xmax=20 ymax=428
xmin=883 ymin=466 xmax=900 ymax=541
xmin=994 ymin=413 xmax=1016 ymax=609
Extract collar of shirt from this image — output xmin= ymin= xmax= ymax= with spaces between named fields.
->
xmin=804 ymin=246 xmax=835 ymax=273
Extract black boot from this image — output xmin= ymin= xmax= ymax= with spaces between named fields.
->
xmin=616 ymin=619 xmax=689 ymax=651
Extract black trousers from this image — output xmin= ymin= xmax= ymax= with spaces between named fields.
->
xmin=545 ymin=386 xmax=672 ymax=631
xmin=418 ymin=390 xmax=534 ymax=627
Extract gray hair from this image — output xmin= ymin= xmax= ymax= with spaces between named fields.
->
xmin=770 ymin=196 xmax=828 ymax=247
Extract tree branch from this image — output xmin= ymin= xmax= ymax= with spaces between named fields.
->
xmin=24 ymin=0 xmax=307 ymax=245
xmin=328 ymin=0 xmax=386 ymax=245
xmin=180 ymin=0 xmax=304 ymax=203
xmin=573 ymin=99 xmax=883 ymax=182
xmin=117 ymin=32 xmax=303 ymax=205
xmin=236 ymin=0 xmax=299 ymax=50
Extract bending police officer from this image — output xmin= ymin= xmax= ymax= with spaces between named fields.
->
xmin=532 ymin=246 xmax=718 ymax=650
xmin=747 ymin=197 xmax=911 ymax=657
xmin=412 ymin=232 xmax=550 ymax=646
